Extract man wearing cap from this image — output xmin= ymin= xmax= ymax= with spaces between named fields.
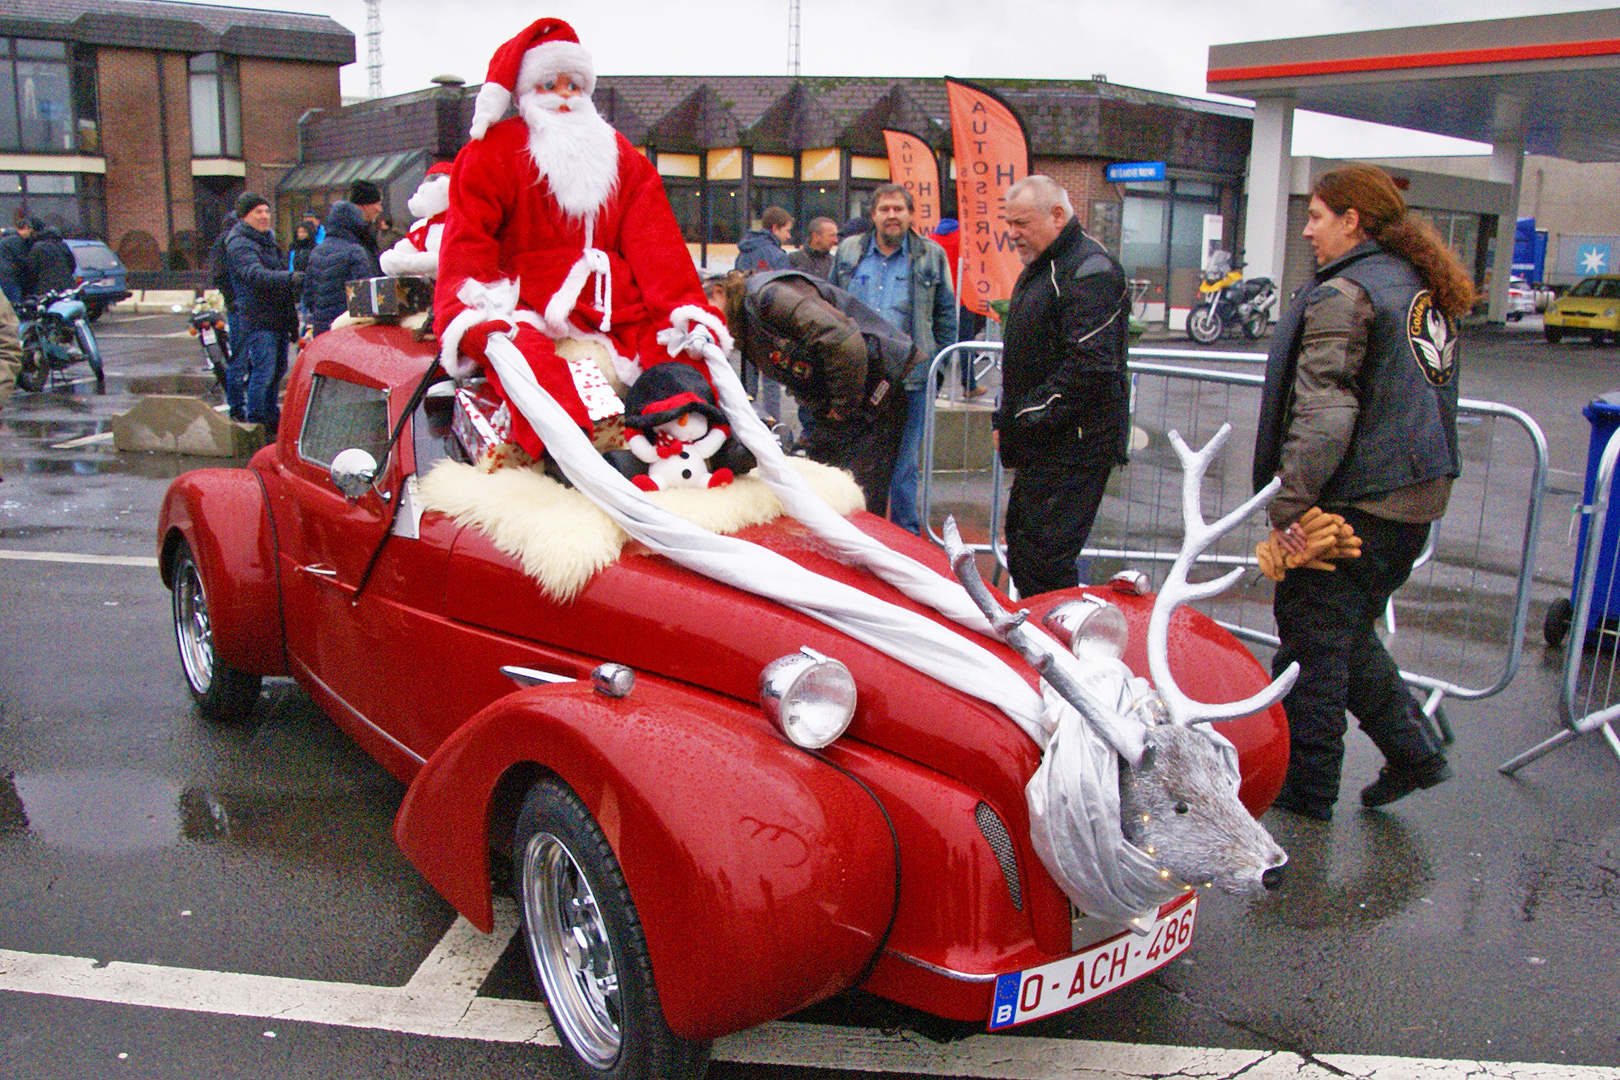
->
xmin=435 ymin=17 xmax=729 ymax=461
xmin=347 ymin=179 xmax=385 ymax=261
xmin=224 ymin=192 xmax=302 ymax=432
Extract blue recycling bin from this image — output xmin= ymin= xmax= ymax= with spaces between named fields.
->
xmin=1571 ymin=392 xmax=1620 ymax=634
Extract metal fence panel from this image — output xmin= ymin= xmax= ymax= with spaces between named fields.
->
xmin=922 ymin=343 xmax=1549 ymax=720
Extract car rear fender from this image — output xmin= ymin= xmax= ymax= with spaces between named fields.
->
xmin=157 ymin=469 xmax=286 ymax=676
xmin=394 ymin=678 xmax=900 ymax=1040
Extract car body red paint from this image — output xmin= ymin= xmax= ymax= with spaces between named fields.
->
xmin=157 ymin=323 xmax=1288 ymax=1037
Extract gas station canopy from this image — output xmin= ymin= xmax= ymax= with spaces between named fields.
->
xmin=1208 ymin=9 xmax=1620 ymax=161
xmin=1207 ymin=8 xmax=1620 ymax=320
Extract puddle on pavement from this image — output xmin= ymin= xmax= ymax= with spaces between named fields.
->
xmin=0 ymin=770 xmax=378 ymax=855
xmin=0 ymin=419 xmax=103 ymax=439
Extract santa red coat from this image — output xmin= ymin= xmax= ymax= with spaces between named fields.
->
xmin=434 ymin=116 xmax=729 ymax=389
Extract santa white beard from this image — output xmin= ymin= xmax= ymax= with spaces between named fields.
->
xmin=518 ymin=91 xmax=620 ymax=220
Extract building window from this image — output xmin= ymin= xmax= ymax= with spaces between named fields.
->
xmin=189 ymin=53 xmax=242 ymax=158
xmin=0 ymin=38 xmax=76 ymax=153
xmin=0 ymin=171 xmax=94 ymax=235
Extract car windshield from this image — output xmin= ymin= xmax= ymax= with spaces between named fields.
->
xmin=1568 ymin=278 xmax=1620 ymax=299
xmin=71 ymin=244 xmax=122 ymax=271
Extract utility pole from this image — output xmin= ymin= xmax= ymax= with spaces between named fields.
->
xmin=787 ymin=0 xmax=800 ymax=77
xmin=366 ymin=0 xmax=384 ymax=98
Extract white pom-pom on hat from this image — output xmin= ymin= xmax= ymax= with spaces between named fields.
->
xmin=469 ymin=17 xmax=595 ymax=140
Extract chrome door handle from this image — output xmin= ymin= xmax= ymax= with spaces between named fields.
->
xmin=299 ymin=564 xmax=338 ymax=577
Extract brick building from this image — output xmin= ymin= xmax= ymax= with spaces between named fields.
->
xmin=0 ymin=0 xmax=352 ymax=272
xmin=291 ymin=74 xmax=1253 ymax=322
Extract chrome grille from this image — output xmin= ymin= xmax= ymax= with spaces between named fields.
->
xmin=974 ymin=801 xmax=1023 ymax=911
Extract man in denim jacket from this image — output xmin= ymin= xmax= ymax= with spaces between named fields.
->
xmin=831 ymin=184 xmax=956 ymax=534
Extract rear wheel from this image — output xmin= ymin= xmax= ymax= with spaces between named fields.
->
xmin=17 ymin=340 xmax=48 ymax=392
xmin=515 ymin=777 xmax=711 ymax=1080
xmin=1545 ymin=598 xmax=1573 ymax=649
xmin=171 ymin=538 xmax=262 ymax=723
xmin=1544 ymin=326 xmax=1564 ymax=343
xmin=1187 ymin=304 xmax=1223 ymax=344
xmin=1240 ymin=311 xmax=1269 ymax=339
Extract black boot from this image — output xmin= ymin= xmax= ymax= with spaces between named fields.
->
xmin=1271 ymin=786 xmax=1334 ymax=821
xmin=1360 ymin=756 xmax=1451 ymax=808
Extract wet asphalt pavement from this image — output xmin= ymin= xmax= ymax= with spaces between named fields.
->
xmin=1 ymin=311 xmax=1618 ymax=1079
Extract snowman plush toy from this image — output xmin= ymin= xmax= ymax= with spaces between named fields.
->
xmin=622 ymin=362 xmax=737 ymax=492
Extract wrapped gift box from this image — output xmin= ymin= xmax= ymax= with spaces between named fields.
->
xmin=345 ymin=275 xmax=435 ymax=319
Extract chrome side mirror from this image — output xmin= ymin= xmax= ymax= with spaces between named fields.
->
xmin=330 ymin=447 xmax=379 ymax=499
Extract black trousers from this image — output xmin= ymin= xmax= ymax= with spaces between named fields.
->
xmin=799 ymin=391 xmax=907 ymax=518
xmin=1004 ymin=462 xmax=1111 ymax=597
xmin=1272 ymin=508 xmax=1444 ymax=805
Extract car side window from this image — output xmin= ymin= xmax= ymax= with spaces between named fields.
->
xmin=298 ymin=374 xmax=390 ymax=469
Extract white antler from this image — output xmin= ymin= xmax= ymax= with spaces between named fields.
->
xmin=1147 ymin=424 xmax=1298 ymax=725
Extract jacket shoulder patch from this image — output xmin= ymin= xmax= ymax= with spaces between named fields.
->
xmin=1407 ymin=290 xmax=1457 ymax=386
xmin=1074 ymin=254 xmax=1113 ymax=279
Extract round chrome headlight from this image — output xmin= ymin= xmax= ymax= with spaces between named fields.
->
xmin=759 ymin=648 xmax=858 ymax=749
xmin=1041 ymin=596 xmax=1129 ymax=661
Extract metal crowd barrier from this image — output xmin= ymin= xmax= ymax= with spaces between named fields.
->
xmin=921 ymin=341 xmax=1550 ymax=729
xmin=1500 ymin=428 xmax=1620 ymax=773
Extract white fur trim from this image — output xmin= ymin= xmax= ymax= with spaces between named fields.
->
xmin=469 ymin=81 xmax=511 ymax=140
xmin=441 ymin=278 xmax=522 ymax=377
xmin=669 ymin=304 xmax=735 ymax=356
xmin=416 ymin=456 xmax=862 ymax=602
xmin=544 ymin=254 xmax=600 ymax=335
xmin=379 ymin=234 xmax=436 ymax=277
xmin=515 ymin=40 xmax=596 ymax=99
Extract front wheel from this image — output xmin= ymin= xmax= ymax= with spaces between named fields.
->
xmin=171 ymin=538 xmax=262 ymax=723
xmin=1240 ymin=310 xmax=1269 ymax=339
xmin=515 ymin=777 xmax=711 ymax=1080
xmin=1545 ymin=598 xmax=1573 ymax=648
xmin=1187 ymin=304 xmax=1224 ymax=345
xmin=75 ymin=319 xmax=105 ymax=392
xmin=1544 ymin=326 xmax=1564 ymax=343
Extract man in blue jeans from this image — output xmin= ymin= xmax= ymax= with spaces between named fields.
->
xmin=831 ymin=184 xmax=955 ymax=534
xmin=224 ymin=193 xmax=302 ymax=433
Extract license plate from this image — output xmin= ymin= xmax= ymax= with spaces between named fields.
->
xmin=200 ymin=327 xmax=216 ymax=344
xmin=988 ymin=893 xmax=1196 ymax=1030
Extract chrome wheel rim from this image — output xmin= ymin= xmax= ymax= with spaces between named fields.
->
xmin=173 ymin=556 xmax=215 ymax=695
xmin=522 ymin=830 xmax=621 ymax=1068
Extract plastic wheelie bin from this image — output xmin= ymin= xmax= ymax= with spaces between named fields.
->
xmin=1547 ymin=391 xmax=1620 ymax=647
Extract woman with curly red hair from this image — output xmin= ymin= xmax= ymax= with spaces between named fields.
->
xmin=1254 ymin=164 xmax=1474 ymax=822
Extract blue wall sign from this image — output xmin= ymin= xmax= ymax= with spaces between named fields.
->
xmin=1106 ymin=161 xmax=1166 ymax=182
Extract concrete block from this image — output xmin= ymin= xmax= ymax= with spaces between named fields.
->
xmin=110 ymin=396 xmax=266 ymax=457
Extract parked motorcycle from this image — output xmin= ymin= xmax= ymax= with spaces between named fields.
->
xmin=188 ymin=299 xmax=231 ymax=390
xmin=1186 ymin=252 xmax=1278 ymax=344
xmin=15 ymin=283 xmax=105 ymax=394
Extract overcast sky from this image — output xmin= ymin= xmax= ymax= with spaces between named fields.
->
xmin=223 ymin=0 xmax=1605 ymax=157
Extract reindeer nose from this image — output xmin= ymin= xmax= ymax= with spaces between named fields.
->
xmin=1261 ymin=864 xmax=1286 ymax=890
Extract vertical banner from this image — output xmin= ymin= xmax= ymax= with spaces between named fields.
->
xmin=882 ymin=129 xmax=941 ymax=236
xmin=946 ymin=78 xmax=1029 ymax=319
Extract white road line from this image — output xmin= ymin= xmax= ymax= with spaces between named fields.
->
xmin=0 ymin=901 xmax=1609 ymax=1080
xmin=51 ymin=431 xmax=114 ymax=449
xmin=0 ymin=549 xmax=158 ymax=568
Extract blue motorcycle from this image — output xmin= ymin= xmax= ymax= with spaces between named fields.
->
xmin=16 ymin=283 xmax=105 ymax=393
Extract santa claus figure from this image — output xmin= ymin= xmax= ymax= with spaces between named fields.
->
xmin=434 ymin=17 xmax=731 ymax=460
xmin=379 ymin=160 xmax=453 ymax=277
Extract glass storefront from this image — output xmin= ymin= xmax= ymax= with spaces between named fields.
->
xmin=1119 ymin=177 xmax=1231 ymax=326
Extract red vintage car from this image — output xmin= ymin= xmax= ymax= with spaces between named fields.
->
xmin=157 ymin=324 xmax=1287 ymax=1080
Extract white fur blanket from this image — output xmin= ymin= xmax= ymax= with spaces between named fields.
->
xmin=417 ymin=458 xmax=865 ymax=602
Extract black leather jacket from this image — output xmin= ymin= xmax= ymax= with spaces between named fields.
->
xmin=993 ymin=217 xmax=1130 ymax=470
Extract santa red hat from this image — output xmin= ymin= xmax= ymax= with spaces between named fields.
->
xmin=469 ymin=17 xmax=596 ymax=140
xmin=425 ymin=160 xmax=454 ymax=178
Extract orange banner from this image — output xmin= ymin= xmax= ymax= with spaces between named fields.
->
xmin=882 ymin=129 xmax=940 ymax=237
xmin=945 ymin=78 xmax=1029 ymax=319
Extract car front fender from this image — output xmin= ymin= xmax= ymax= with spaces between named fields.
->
xmin=158 ymin=468 xmax=286 ymax=676
xmin=394 ymin=678 xmax=899 ymax=1040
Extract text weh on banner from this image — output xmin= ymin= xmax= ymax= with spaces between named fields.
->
xmin=946 ymin=78 xmax=1028 ymax=320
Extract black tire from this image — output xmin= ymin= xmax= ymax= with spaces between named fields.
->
xmin=1545 ymin=597 xmax=1573 ymax=649
xmin=204 ymin=341 xmax=229 ymax=390
xmin=17 ymin=342 xmax=48 ymax=392
xmin=1240 ymin=311 xmax=1269 ymax=340
xmin=76 ymin=320 xmax=105 ymax=392
xmin=515 ymin=777 xmax=711 ymax=1080
xmin=170 ymin=538 xmax=262 ymax=723
xmin=1544 ymin=326 xmax=1564 ymax=343
xmin=1187 ymin=304 xmax=1223 ymax=344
